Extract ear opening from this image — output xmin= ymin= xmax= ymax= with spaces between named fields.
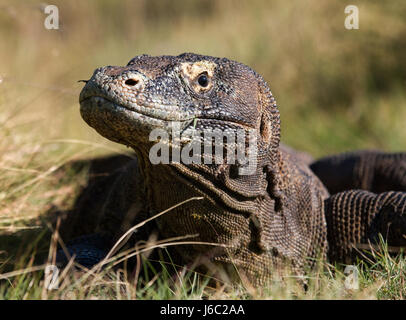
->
xmin=257 ymin=75 xmax=280 ymax=158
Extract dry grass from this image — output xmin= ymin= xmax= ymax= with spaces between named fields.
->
xmin=0 ymin=0 xmax=405 ymax=299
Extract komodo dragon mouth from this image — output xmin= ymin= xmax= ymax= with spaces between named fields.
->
xmin=80 ymin=94 xmax=254 ymax=129
xmin=79 ymin=93 xmax=257 ymax=154
xmin=80 ymin=94 xmax=197 ymax=122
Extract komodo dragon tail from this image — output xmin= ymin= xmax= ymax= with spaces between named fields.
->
xmin=310 ymin=151 xmax=406 ymax=195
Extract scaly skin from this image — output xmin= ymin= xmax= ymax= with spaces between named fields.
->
xmin=310 ymin=151 xmax=406 ymax=194
xmin=59 ymin=53 xmax=406 ymax=285
xmin=325 ymin=190 xmax=406 ymax=263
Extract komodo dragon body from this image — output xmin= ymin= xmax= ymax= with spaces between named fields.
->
xmin=60 ymin=53 xmax=406 ymax=285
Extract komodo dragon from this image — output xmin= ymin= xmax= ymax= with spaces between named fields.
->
xmin=58 ymin=53 xmax=406 ymax=285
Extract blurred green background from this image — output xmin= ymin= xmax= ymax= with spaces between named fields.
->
xmin=1 ymin=0 xmax=406 ymax=159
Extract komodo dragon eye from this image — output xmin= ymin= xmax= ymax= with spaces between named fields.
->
xmin=197 ymin=74 xmax=209 ymax=87
xmin=179 ymin=61 xmax=215 ymax=95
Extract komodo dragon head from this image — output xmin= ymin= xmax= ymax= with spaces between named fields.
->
xmin=80 ymin=54 xmax=279 ymax=160
xmin=80 ymin=53 xmax=283 ymax=207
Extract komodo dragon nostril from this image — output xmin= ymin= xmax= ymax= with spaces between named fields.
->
xmin=125 ymin=79 xmax=139 ymax=86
